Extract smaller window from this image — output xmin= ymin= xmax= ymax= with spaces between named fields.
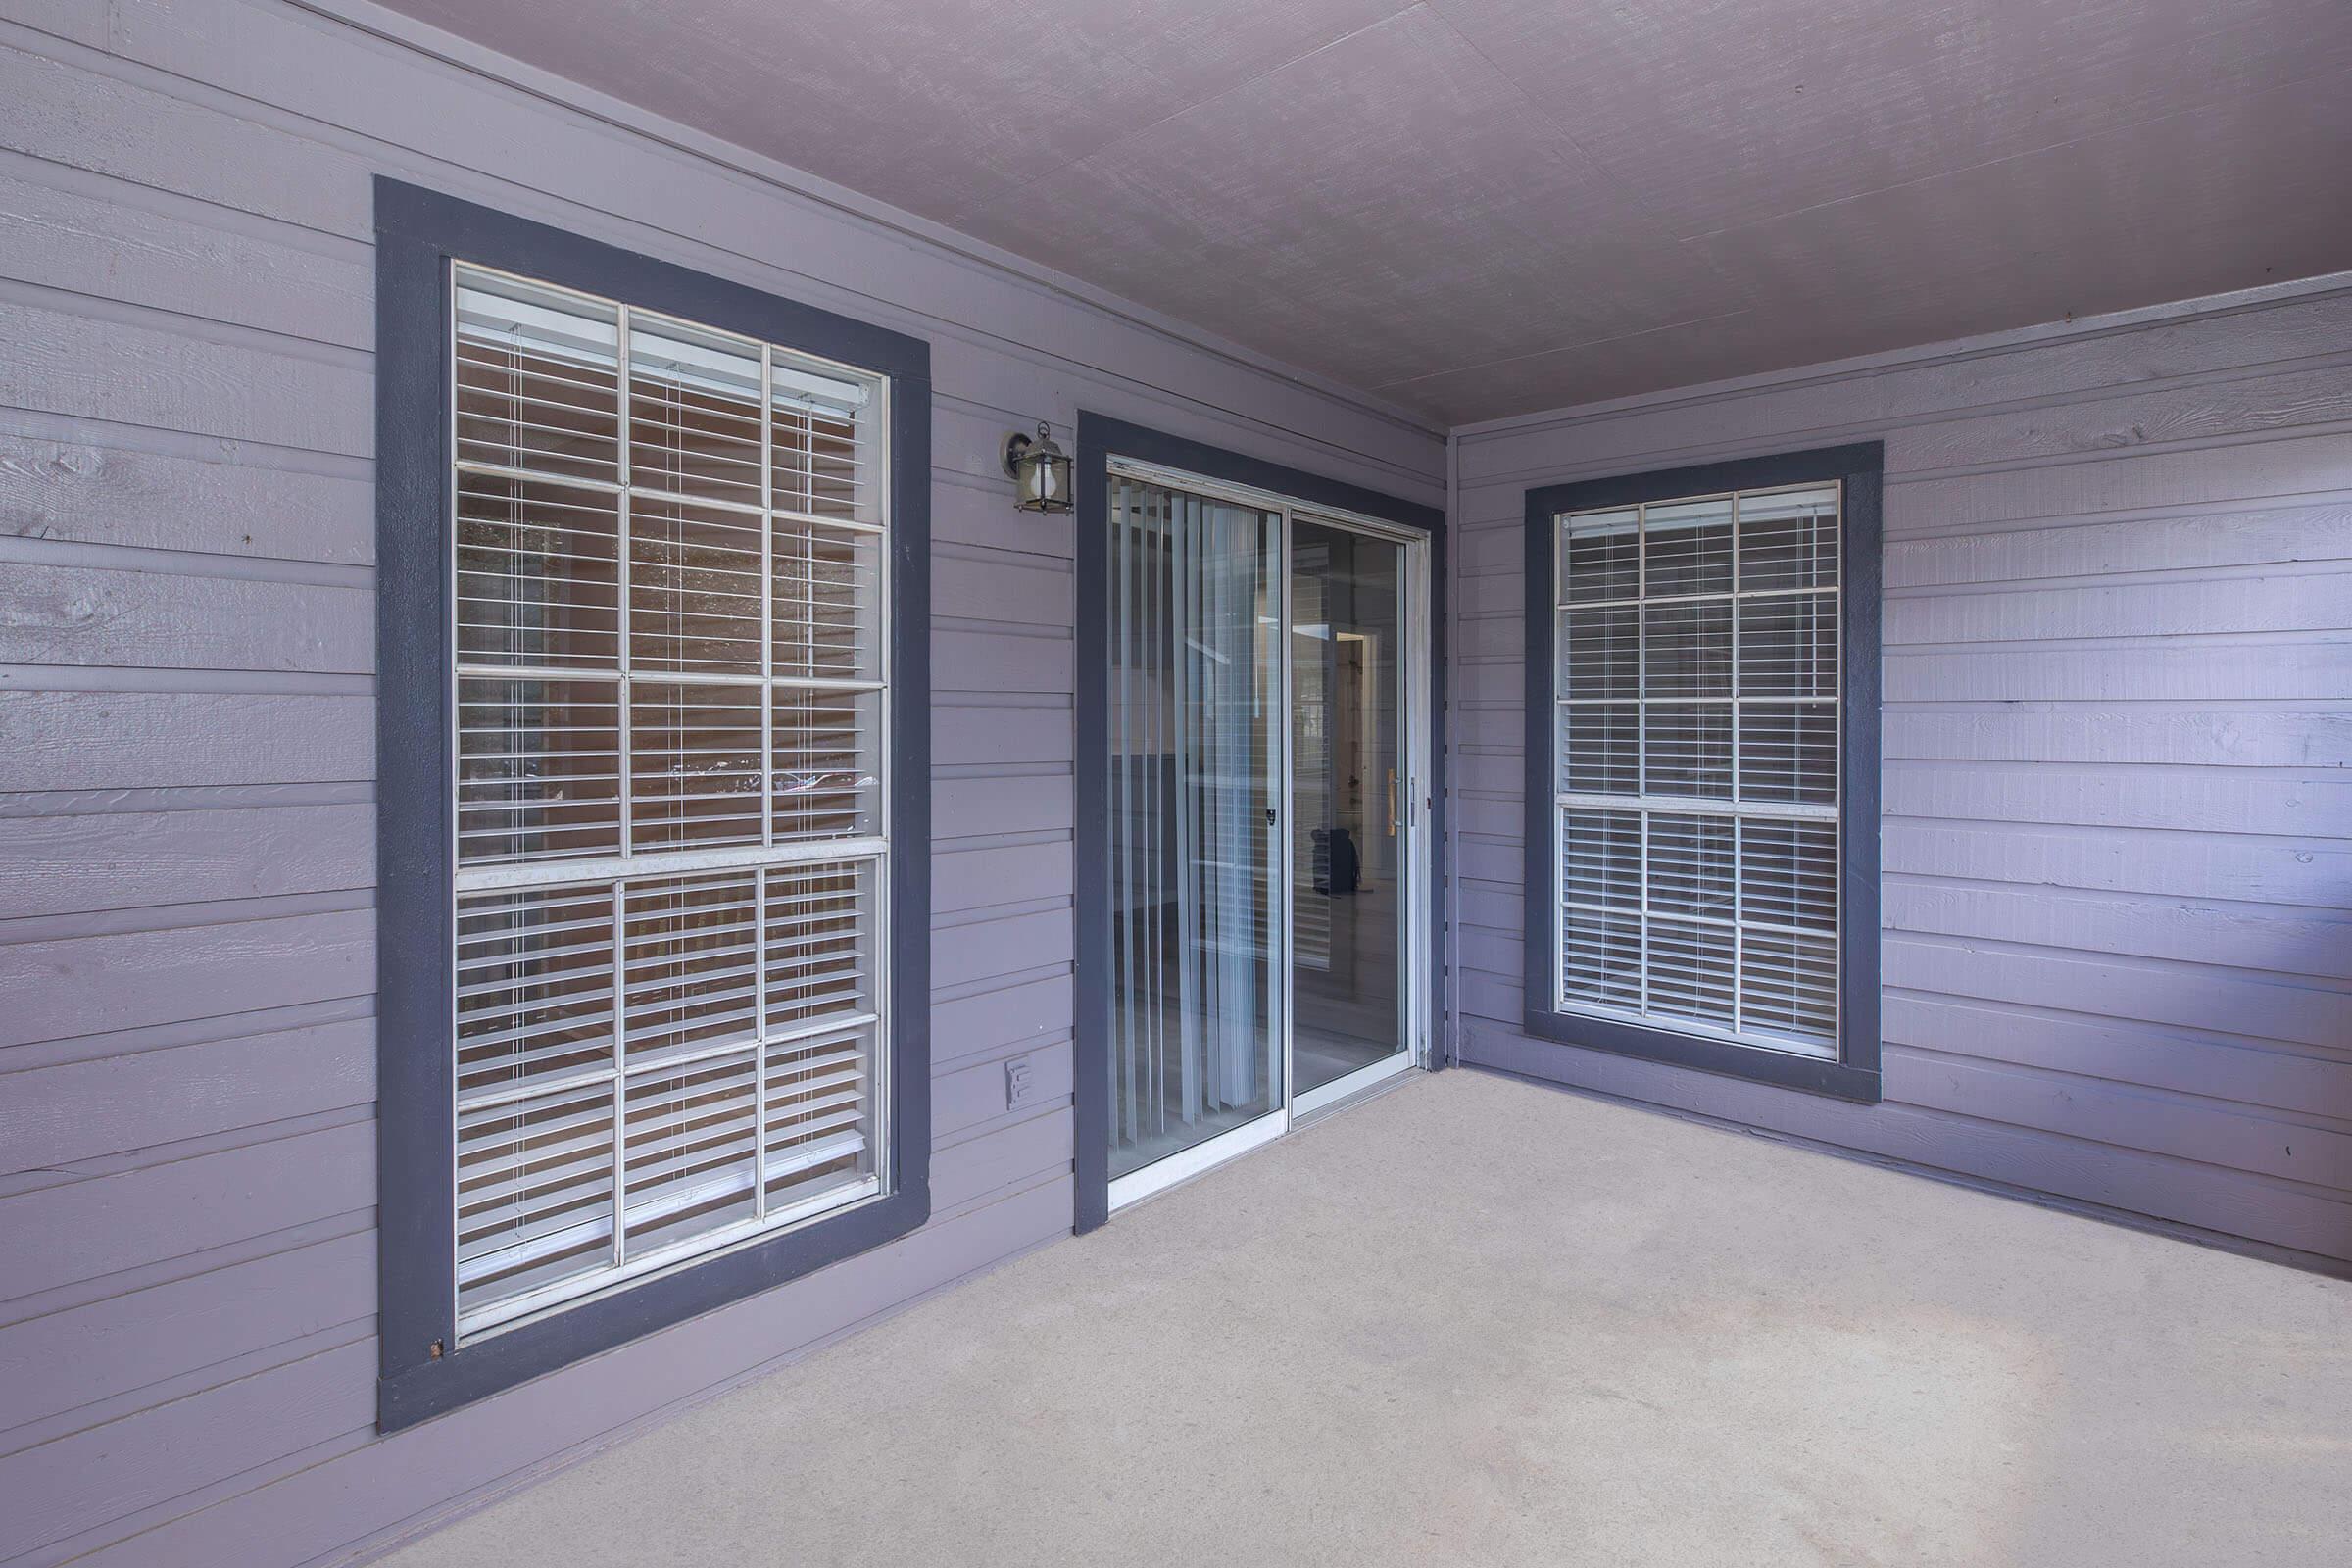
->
xmin=1522 ymin=445 xmax=1880 ymax=1102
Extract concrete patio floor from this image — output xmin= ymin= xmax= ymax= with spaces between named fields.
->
xmin=382 ymin=1069 xmax=2352 ymax=1567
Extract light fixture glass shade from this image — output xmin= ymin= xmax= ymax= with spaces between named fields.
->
xmin=1005 ymin=422 xmax=1074 ymax=514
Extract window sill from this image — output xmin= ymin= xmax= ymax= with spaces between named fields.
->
xmin=1518 ymin=1005 xmax=1882 ymax=1103
xmin=378 ymin=1181 xmax=929 ymax=1431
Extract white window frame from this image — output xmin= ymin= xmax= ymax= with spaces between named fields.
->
xmin=444 ymin=261 xmax=896 ymax=1342
xmin=1548 ymin=480 xmax=1842 ymax=1059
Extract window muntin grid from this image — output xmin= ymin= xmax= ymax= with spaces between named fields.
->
xmin=448 ymin=263 xmax=892 ymax=1338
xmin=1552 ymin=482 xmax=1840 ymax=1057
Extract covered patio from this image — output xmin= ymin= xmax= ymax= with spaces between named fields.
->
xmin=378 ymin=1071 xmax=2352 ymax=1567
xmin=4 ymin=2 xmax=2348 ymax=1563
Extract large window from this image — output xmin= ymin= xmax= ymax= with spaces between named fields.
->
xmin=448 ymin=264 xmax=892 ymax=1334
xmin=1522 ymin=445 xmax=1879 ymax=1102
xmin=376 ymin=181 xmax=930 ymax=1428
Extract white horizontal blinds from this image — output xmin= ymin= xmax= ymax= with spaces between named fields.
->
xmin=449 ymin=264 xmax=890 ymax=1337
xmin=1554 ymin=483 xmax=1840 ymax=1057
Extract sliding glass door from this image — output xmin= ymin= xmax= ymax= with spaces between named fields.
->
xmin=1102 ymin=460 xmax=1431 ymax=1205
xmin=1290 ymin=518 xmax=1414 ymax=1108
xmin=1104 ymin=477 xmax=1283 ymax=1186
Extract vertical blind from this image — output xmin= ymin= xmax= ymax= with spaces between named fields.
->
xmin=1105 ymin=479 xmax=1280 ymax=1178
xmin=449 ymin=264 xmax=892 ymax=1336
xmin=1552 ymin=483 xmax=1841 ymax=1057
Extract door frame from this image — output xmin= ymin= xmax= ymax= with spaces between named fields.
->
xmin=1073 ymin=414 xmax=1447 ymax=1233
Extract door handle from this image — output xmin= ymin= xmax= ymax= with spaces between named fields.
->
xmin=1387 ymin=768 xmax=1398 ymax=837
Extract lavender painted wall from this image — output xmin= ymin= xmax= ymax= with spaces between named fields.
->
xmin=3 ymin=0 xmax=2346 ymax=1561
xmin=0 ymin=2 xmax=1442 ymax=1563
xmin=1447 ymin=277 xmax=2352 ymax=1269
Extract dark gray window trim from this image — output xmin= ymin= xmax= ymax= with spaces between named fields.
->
xmin=1072 ymin=412 xmax=1449 ymax=1234
xmin=373 ymin=178 xmax=933 ymax=1431
xmin=1520 ymin=442 xmax=1883 ymax=1104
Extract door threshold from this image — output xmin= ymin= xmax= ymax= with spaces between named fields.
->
xmin=1105 ymin=1061 xmax=1419 ymax=1218
xmin=1106 ymin=1110 xmax=1288 ymax=1213
xmin=1294 ymin=1054 xmax=1415 ymax=1126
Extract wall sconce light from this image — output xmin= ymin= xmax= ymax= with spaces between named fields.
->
xmin=1003 ymin=421 xmax=1074 ymax=514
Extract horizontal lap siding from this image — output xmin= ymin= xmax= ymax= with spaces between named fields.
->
xmin=1450 ymin=278 xmax=2352 ymax=1269
xmin=0 ymin=4 xmax=1444 ymax=1565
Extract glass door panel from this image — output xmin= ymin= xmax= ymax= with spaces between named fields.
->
xmin=1290 ymin=518 xmax=1410 ymax=1099
xmin=1106 ymin=478 xmax=1282 ymax=1183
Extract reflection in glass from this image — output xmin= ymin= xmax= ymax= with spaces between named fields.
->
xmin=1291 ymin=519 xmax=1409 ymax=1097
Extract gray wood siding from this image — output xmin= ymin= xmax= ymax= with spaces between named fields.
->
xmin=0 ymin=3 xmax=1444 ymax=1564
xmin=1448 ymin=277 xmax=2352 ymax=1270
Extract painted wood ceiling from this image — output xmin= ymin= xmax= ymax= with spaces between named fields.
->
xmin=380 ymin=0 xmax=2352 ymax=425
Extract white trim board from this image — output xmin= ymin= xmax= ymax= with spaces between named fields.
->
xmin=265 ymin=0 xmax=1447 ymax=448
xmin=1453 ymin=269 xmax=2352 ymax=445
